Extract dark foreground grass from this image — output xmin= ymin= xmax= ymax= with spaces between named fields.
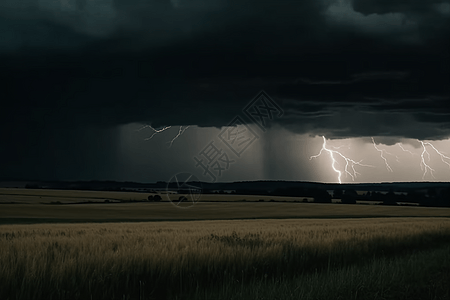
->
xmin=192 ymin=244 xmax=450 ymax=300
xmin=1 ymin=218 xmax=449 ymax=300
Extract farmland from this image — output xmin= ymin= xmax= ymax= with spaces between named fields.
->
xmin=1 ymin=188 xmax=450 ymax=225
xmin=1 ymin=188 xmax=450 ymax=299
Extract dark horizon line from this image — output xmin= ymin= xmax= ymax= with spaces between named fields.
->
xmin=1 ymin=178 xmax=449 ymax=186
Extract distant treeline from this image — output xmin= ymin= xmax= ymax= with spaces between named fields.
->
xmin=203 ymin=187 xmax=450 ymax=207
xmin=23 ymin=181 xmax=450 ymax=207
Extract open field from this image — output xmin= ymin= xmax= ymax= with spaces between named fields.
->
xmin=1 ymin=188 xmax=449 ymax=225
xmin=2 ymin=201 xmax=450 ymax=225
xmin=2 ymin=189 xmax=450 ymax=299
xmin=1 ymin=218 xmax=450 ymax=300
xmin=0 ymin=188 xmax=314 ymax=205
xmin=0 ymin=188 xmax=165 ymax=204
xmin=0 ymin=188 xmax=386 ymax=205
xmin=0 ymin=188 xmax=313 ymax=203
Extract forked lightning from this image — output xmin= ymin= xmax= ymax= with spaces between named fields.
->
xmin=310 ymin=136 xmax=373 ymax=184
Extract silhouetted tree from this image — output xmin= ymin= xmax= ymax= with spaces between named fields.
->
xmin=341 ymin=189 xmax=358 ymax=204
xmin=408 ymin=191 xmax=427 ymax=205
xmin=333 ymin=189 xmax=343 ymax=199
xmin=427 ymin=188 xmax=437 ymax=198
xmin=271 ymin=187 xmax=306 ymax=197
xmin=438 ymin=188 xmax=450 ymax=207
xmin=312 ymin=189 xmax=332 ymax=203
xmin=425 ymin=188 xmax=450 ymax=207
xmin=25 ymin=183 xmax=41 ymax=189
xmin=383 ymin=189 xmax=397 ymax=205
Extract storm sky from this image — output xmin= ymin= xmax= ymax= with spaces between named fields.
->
xmin=1 ymin=0 xmax=449 ymax=183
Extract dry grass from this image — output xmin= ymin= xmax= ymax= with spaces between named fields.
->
xmin=198 ymin=244 xmax=450 ymax=300
xmin=1 ymin=218 xmax=450 ymax=299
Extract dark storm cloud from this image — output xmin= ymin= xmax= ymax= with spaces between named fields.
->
xmin=351 ymin=0 xmax=448 ymax=15
xmin=1 ymin=0 xmax=329 ymax=124
xmin=1 ymin=0 xmax=450 ymax=173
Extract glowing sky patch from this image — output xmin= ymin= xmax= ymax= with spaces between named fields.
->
xmin=132 ymin=124 xmax=450 ymax=183
xmin=306 ymin=135 xmax=450 ymax=183
xmin=309 ymin=136 xmax=374 ymax=184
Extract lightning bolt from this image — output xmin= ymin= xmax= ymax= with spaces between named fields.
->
xmin=423 ymin=142 xmax=450 ymax=169
xmin=398 ymin=143 xmax=415 ymax=156
xmin=371 ymin=137 xmax=394 ymax=172
xmin=331 ymin=144 xmax=350 ymax=150
xmin=138 ymin=125 xmax=190 ymax=147
xmin=418 ymin=140 xmax=435 ymax=179
xmin=310 ymin=136 xmax=373 ymax=184
xmin=167 ymin=126 xmax=190 ymax=148
xmin=418 ymin=140 xmax=450 ymax=179
xmin=137 ymin=125 xmax=172 ymax=140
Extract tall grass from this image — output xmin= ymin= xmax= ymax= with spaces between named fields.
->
xmin=195 ymin=244 xmax=450 ymax=300
xmin=1 ymin=218 xmax=450 ymax=299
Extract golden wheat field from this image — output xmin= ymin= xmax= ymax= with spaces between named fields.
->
xmin=1 ymin=217 xmax=450 ymax=300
